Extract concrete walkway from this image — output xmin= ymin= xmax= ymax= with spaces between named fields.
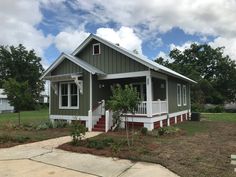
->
xmin=0 ymin=132 xmax=178 ymax=177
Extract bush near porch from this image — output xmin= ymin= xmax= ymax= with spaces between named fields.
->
xmin=59 ymin=113 xmax=236 ymax=177
xmin=0 ymin=109 xmax=70 ymax=148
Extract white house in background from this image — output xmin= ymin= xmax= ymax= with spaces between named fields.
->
xmin=0 ymin=89 xmax=14 ymax=113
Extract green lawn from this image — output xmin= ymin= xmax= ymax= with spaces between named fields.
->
xmin=201 ymin=112 xmax=236 ymax=122
xmin=0 ymin=109 xmax=70 ymax=147
xmin=0 ymin=109 xmax=49 ymax=127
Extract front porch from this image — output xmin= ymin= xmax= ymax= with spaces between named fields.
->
xmin=90 ymin=70 xmax=170 ymax=131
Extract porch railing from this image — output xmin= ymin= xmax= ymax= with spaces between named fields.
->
xmin=152 ymin=100 xmax=167 ymax=115
xmin=135 ymin=100 xmax=167 ymax=115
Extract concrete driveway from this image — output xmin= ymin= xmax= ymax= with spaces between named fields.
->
xmin=0 ymin=132 xmax=178 ymax=177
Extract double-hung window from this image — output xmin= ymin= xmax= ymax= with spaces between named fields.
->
xmin=59 ymin=82 xmax=79 ymax=109
xmin=177 ymin=84 xmax=181 ymax=106
xmin=182 ymin=85 xmax=187 ymax=106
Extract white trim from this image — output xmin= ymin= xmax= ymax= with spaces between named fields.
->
xmin=50 ymin=115 xmax=88 ymax=120
xmin=182 ymin=85 xmax=187 ymax=106
xmin=166 ymin=77 xmax=169 ymax=113
xmin=150 ymin=70 xmax=167 ymax=80
xmin=71 ymin=34 xmax=196 ymax=84
xmin=59 ymin=82 xmax=79 ymax=109
xmin=89 ymin=73 xmax=92 ymax=110
xmin=40 ymin=53 xmax=105 ymax=80
xmin=92 ymin=43 xmax=101 ymax=55
xmin=146 ymin=73 xmax=153 ymax=117
xmin=177 ymin=83 xmax=182 ymax=107
xmin=98 ymin=71 xmax=150 ymax=80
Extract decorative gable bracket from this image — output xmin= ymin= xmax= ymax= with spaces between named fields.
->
xmin=71 ymin=75 xmax=83 ymax=94
xmin=51 ymin=82 xmax=58 ymax=95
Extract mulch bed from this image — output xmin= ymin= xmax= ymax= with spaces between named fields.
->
xmin=59 ymin=121 xmax=236 ymax=177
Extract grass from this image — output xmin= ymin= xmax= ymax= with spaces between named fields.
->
xmin=0 ymin=108 xmax=70 ymax=148
xmin=59 ymin=113 xmax=236 ymax=177
xmin=0 ymin=109 xmax=49 ymax=127
xmin=201 ymin=113 xmax=236 ymax=122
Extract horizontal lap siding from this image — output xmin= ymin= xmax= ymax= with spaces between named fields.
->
xmin=50 ymin=59 xmax=90 ymax=116
xmin=77 ymin=39 xmax=148 ymax=74
xmin=168 ymin=76 xmax=190 ymax=113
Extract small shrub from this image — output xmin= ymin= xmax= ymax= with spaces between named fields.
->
xmin=111 ymin=141 xmax=123 ymax=155
xmin=140 ymin=127 xmax=148 ymax=136
xmin=87 ymin=138 xmax=114 ymax=149
xmin=36 ymin=121 xmax=53 ymax=130
xmin=54 ymin=120 xmax=68 ymax=128
xmin=71 ymin=121 xmax=86 ymax=145
xmin=0 ymin=135 xmax=30 ymax=143
xmin=158 ymin=126 xmax=180 ymax=136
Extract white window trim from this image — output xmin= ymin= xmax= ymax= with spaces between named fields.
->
xmin=92 ymin=43 xmax=101 ymax=55
xmin=183 ymin=85 xmax=187 ymax=106
xmin=177 ymin=84 xmax=182 ymax=107
xmin=59 ymin=82 xmax=79 ymax=109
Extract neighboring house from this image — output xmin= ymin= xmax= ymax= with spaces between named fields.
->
xmin=41 ymin=34 xmax=196 ymax=132
xmin=39 ymin=94 xmax=49 ymax=104
xmin=0 ymin=89 xmax=14 ymax=113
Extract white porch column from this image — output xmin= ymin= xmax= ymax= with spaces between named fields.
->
xmin=146 ymin=74 xmax=153 ymax=117
xmin=88 ymin=110 xmax=92 ymax=131
xmin=89 ymin=73 xmax=92 ymax=110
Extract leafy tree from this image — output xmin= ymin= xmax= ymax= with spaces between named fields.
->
xmin=155 ymin=44 xmax=236 ymax=105
xmin=0 ymin=44 xmax=44 ymax=110
xmin=3 ymin=79 xmax=32 ymax=125
xmin=107 ymin=84 xmax=140 ymax=148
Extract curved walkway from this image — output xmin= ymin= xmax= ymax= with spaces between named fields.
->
xmin=0 ymin=132 xmax=178 ymax=177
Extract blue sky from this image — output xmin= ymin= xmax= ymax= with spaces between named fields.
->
xmin=1 ymin=0 xmax=236 ymax=68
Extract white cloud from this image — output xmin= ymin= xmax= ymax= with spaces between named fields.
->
xmin=96 ymin=27 xmax=143 ymax=55
xmin=0 ymin=0 xmax=53 ymax=64
xmin=209 ymin=37 xmax=236 ymax=61
xmin=74 ymin=0 xmax=236 ymax=38
xmin=54 ymin=26 xmax=143 ymax=55
xmin=170 ymin=41 xmax=197 ymax=52
xmin=54 ymin=29 xmax=89 ymax=53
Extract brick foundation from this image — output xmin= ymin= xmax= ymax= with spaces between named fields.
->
xmin=177 ymin=115 xmax=181 ymax=123
xmin=162 ymin=119 xmax=168 ymax=127
xmin=154 ymin=121 xmax=160 ymax=129
xmin=126 ymin=122 xmax=144 ymax=129
xmin=170 ymin=117 xmax=175 ymax=125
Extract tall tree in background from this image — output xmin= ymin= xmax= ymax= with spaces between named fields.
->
xmin=155 ymin=44 xmax=236 ymax=106
xmin=0 ymin=44 xmax=44 ymax=110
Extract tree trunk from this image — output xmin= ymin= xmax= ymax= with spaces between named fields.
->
xmin=125 ymin=115 xmax=130 ymax=149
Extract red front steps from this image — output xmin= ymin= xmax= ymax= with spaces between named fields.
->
xmin=92 ymin=116 xmax=105 ymax=132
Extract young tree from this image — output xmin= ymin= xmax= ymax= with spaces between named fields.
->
xmin=0 ymin=44 xmax=45 ymax=110
xmin=3 ymin=79 xmax=32 ymax=125
xmin=107 ymin=84 xmax=140 ymax=148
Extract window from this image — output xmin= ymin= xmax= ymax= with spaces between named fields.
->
xmin=59 ymin=82 xmax=79 ymax=109
xmin=177 ymin=84 xmax=181 ymax=106
xmin=0 ymin=99 xmax=2 ymax=105
xmin=93 ymin=43 xmax=100 ymax=55
xmin=132 ymin=83 xmax=146 ymax=101
xmin=182 ymin=85 xmax=187 ymax=106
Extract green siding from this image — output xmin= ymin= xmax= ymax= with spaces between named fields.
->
xmin=50 ymin=59 xmax=90 ymax=116
xmin=168 ymin=76 xmax=190 ymax=113
xmin=77 ymin=39 xmax=148 ymax=74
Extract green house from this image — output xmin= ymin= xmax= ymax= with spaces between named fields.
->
xmin=41 ymin=34 xmax=196 ymax=131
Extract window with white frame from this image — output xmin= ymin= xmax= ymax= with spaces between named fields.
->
xmin=177 ymin=84 xmax=181 ymax=106
xmin=93 ymin=43 xmax=100 ymax=55
xmin=182 ymin=85 xmax=187 ymax=106
xmin=59 ymin=82 xmax=79 ymax=109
